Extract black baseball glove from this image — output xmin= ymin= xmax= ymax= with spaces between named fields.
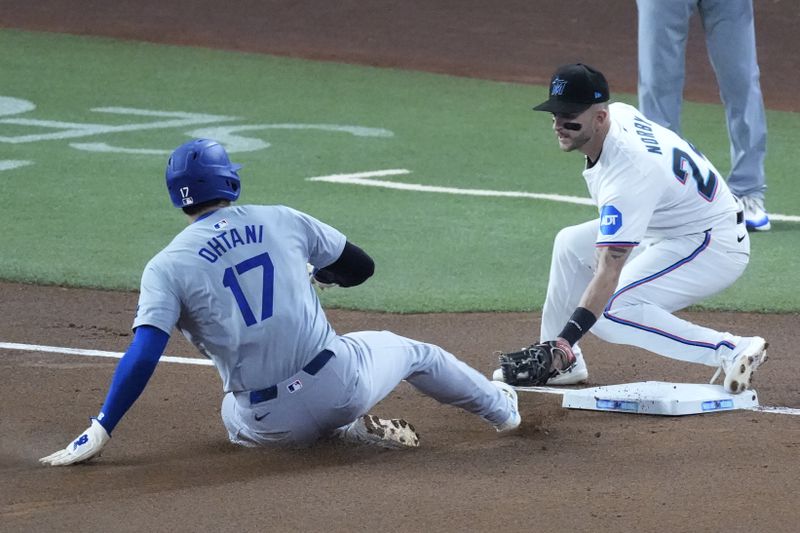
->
xmin=498 ymin=339 xmax=576 ymax=386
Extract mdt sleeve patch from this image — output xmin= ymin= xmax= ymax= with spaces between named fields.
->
xmin=599 ymin=205 xmax=623 ymax=235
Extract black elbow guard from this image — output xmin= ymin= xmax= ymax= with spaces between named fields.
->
xmin=315 ymin=241 xmax=374 ymax=287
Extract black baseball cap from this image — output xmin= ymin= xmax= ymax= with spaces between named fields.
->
xmin=533 ymin=63 xmax=610 ymax=114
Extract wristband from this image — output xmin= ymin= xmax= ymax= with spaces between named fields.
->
xmin=558 ymin=307 xmax=597 ymax=346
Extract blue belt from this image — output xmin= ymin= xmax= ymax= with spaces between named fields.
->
xmin=249 ymin=349 xmax=334 ymax=405
xmin=736 ymin=210 xmax=744 ymax=224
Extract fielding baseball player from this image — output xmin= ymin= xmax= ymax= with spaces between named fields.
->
xmin=637 ymin=0 xmax=769 ymax=231
xmin=41 ymin=138 xmax=520 ymax=466
xmin=494 ymin=64 xmax=768 ymax=394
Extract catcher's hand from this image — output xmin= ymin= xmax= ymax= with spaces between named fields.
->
xmin=307 ymin=263 xmax=337 ymax=290
xmin=40 ymin=418 xmax=110 ymax=466
xmin=498 ymin=338 xmax=576 ymax=386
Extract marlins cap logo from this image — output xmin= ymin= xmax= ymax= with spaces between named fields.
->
xmin=551 ymin=77 xmax=568 ymax=96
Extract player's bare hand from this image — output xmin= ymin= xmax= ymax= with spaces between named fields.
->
xmin=40 ymin=418 xmax=110 ymax=466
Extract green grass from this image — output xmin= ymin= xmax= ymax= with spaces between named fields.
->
xmin=1 ymin=29 xmax=798 ymax=312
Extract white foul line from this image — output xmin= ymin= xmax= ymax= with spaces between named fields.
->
xmin=514 ymin=386 xmax=568 ymax=395
xmin=307 ymin=169 xmax=595 ymax=206
xmin=0 ymin=341 xmax=213 ymax=366
xmin=747 ymin=406 xmax=800 ymax=416
xmin=0 ymin=160 xmax=33 ymax=172
xmin=307 ymin=169 xmax=800 ymax=221
xmin=4 ymin=341 xmax=796 ymax=415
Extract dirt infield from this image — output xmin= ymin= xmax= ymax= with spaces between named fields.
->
xmin=2 ymin=2 xmax=799 ymax=532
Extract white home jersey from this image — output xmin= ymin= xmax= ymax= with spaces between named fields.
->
xmin=133 ymin=204 xmax=346 ymax=393
xmin=584 ymin=102 xmax=739 ymax=245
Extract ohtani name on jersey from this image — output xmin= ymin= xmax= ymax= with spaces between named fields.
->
xmin=632 ymin=115 xmax=662 ymax=155
xmin=198 ymin=225 xmax=264 ymax=263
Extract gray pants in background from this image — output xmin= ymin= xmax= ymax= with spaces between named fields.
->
xmin=637 ymin=0 xmax=767 ymax=199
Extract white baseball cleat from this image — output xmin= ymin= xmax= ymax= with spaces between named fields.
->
xmin=740 ymin=195 xmax=770 ymax=232
xmin=336 ymin=415 xmax=420 ymax=449
xmin=491 ymin=367 xmax=502 ymax=381
xmin=492 ymin=352 xmax=589 ymax=385
xmin=491 ymin=367 xmax=504 ymax=381
xmin=490 ymin=381 xmax=521 ymax=432
xmin=710 ymin=337 xmax=769 ymax=394
xmin=547 ymin=352 xmax=589 ymax=385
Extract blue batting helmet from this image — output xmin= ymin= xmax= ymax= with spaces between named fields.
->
xmin=165 ymin=138 xmax=242 ymax=208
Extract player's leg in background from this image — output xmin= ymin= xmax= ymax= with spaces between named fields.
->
xmin=699 ymin=0 xmax=767 ymax=200
xmin=636 ymin=0 xmax=695 ymax=134
xmin=342 ymin=331 xmax=514 ymax=428
xmin=591 ymin=227 xmax=750 ymax=368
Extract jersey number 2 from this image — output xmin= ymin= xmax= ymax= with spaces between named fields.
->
xmin=672 ymin=147 xmax=718 ymax=202
xmin=222 ymin=252 xmax=274 ymax=327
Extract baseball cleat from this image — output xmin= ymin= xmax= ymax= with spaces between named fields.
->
xmin=547 ymin=353 xmax=588 ymax=385
xmin=337 ymin=415 xmax=420 ymax=449
xmin=490 ymin=381 xmax=521 ymax=432
xmin=740 ymin=195 xmax=770 ymax=232
xmin=710 ymin=337 xmax=769 ymax=394
xmin=493 ymin=353 xmax=589 ymax=385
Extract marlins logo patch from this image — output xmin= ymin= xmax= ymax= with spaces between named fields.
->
xmin=551 ymin=77 xmax=568 ymax=96
xmin=599 ymin=205 xmax=623 ymax=235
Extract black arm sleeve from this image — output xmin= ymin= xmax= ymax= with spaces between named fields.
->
xmin=314 ymin=241 xmax=374 ymax=287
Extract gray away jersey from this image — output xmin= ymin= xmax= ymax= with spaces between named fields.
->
xmin=133 ymin=205 xmax=347 ymax=393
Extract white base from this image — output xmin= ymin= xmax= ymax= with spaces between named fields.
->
xmin=559 ymin=381 xmax=759 ymax=416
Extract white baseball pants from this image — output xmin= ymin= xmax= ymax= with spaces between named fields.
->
xmin=541 ymin=215 xmax=751 ymax=367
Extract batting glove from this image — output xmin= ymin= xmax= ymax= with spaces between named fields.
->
xmin=40 ymin=418 xmax=110 ymax=466
xmin=307 ymin=263 xmax=337 ymax=290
